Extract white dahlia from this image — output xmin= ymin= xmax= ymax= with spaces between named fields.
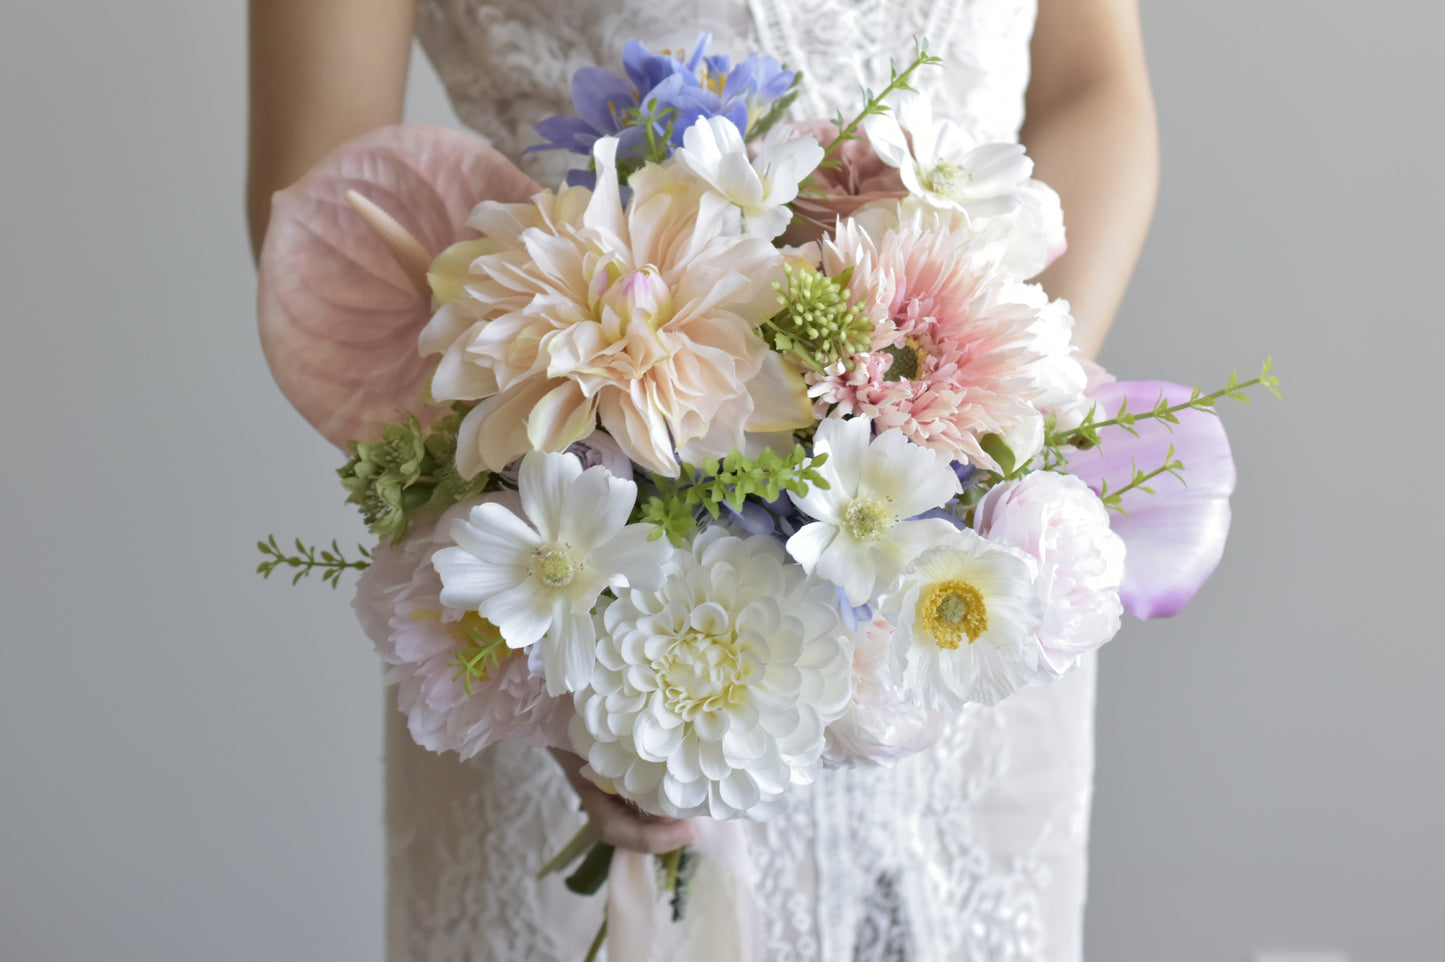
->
xmin=570 ymin=527 xmax=853 ymax=820
xmin=879 ymin=528 xmax=1044 ymax=709
xmin=785 ymin=415 xmax=961 ymax=607
xmin=431 ymin=450 xmax=670 ymax=695
xmin=975 ymin=471 xmax=1126 ymax=682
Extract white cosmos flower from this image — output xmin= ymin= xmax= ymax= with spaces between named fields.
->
xmin=675 ymin=116 xmax=825 ymax=240
xmin=865 ymin=91 xmax=1034 ymax=219
xmin=786 ymin=416 xmax=961 ymax=607
xmin=878 ymin=528 xmax=1044 ymax=709
xmin=571 ymin=527 xmax=853 ymax=819
xmin=432 ymin=450 xmax=670 ymax=695
xmin=863 ymin=92 xmax=1065 ymax=278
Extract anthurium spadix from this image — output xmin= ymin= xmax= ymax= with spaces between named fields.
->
xmin=1066 ymin=380 xmax=1237 ymax=620
xmin=257 ymin=125 xmax=541 ymax=449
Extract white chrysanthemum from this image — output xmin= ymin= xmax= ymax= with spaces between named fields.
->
xmin=432 ymin=450 xmax=670 ymax=695
xmin=675 ymin=117 xmax=825 ymax=240
xmin=570 ymin=527 xmax=853 ymax=819
xmin=822 ymin=615 xmax=949 ymax=768
xmin=990 ymin=280 xmax=1093 ymax=432
xmin=975 ymin=472 xmax=1126 ymax=682
xmin=786 ymin=416 xmax=961 ymax=606
xmin=879 ymin=528 xmax=1044 ymax=709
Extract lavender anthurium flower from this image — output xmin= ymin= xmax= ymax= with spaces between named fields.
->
xmin=1066 ymin=380 xmax=1236 ymax=620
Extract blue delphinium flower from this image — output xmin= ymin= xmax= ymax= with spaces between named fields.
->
xmin=531 ymin=33 xmax=797 ymax=175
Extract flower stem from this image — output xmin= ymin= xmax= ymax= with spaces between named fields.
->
xmin=817 ymin=42 xmax=942 ymax=171
xmin=537 ymin=823 xmax=600 ymax=879
xmin=583 ymin=918 xmax=608 ymax=962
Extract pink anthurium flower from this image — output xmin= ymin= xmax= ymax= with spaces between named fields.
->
xmin=257 ymin=125 xmax=541 ymax=449
xmin=1066 ymin=380 xmax=1236 ymax=620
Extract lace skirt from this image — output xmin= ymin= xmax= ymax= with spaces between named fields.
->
xmin=384 ymin=654 xmax=1095 ymax=962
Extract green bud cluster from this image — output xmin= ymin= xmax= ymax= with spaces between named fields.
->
xmin=764 ymin=264 xmax=873 ymax=372
xmin=337 ymin=406 xmax=491 ymax=544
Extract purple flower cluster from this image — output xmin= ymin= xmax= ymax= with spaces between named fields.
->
xmin=530 ymin=33 xmax=795 ymax=176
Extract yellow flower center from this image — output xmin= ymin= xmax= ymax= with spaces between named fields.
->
xmin=653 ymin=605 xmax=757 ymax=721
xmin=923 ymin=161 xmax=970 ymax=198
xmin=411 ymin=609 xmax=512 ymax=694
xmin=843 ymin=495 xmax=893 ymax=542
xmin=917 ymin=579 xmax=989 ymax=650
xmin=533 ymin=544 xmax=577 ymax=587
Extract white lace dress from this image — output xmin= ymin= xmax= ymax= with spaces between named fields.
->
xmin=390 ymin=2 xmax=1097 ymax=959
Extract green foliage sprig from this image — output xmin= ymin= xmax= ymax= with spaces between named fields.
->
xmin=1046 ymin=357 xmax=1281 ymax=453
xmin=1095 ymin=445 xmax=1186 ymax=514
xmin=256 ymin=536 xmax=371 ymax=587
xmin=803 ymin=39 xmax=942 ymax=189
xmin=747 ymin=70 xmax=805 ymax=140
xmin=635 ymin=445 xmax=831 ymax=545
xmin=684 ymin=445 xmax=830 ymax=518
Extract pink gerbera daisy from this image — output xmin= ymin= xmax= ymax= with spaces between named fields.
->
xmin=811 ymin=216 xmax=1045 ymax=471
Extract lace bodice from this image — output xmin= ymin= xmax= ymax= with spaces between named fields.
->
xmin=394 ymin=3 xmax=1098 ymax=960
xmin=416 ymin=0 xmax=1037 ymax=185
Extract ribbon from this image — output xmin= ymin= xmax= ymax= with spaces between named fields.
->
xmin=604 ymin=819 xmax=763 ymax=961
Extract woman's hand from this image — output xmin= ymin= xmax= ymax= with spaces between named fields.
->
xmin=549 ymin=749 xmax=696 ymax=854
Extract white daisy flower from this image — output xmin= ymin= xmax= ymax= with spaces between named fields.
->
xmin=432 ymin=450 xmax=670 ymax=695
xmin=785 ymin=416 xmax=961 ymax=607
xmin=675 ymin=116 xmax=825 ymax=240
xmin=570 ymin=527 xmax=853 ymax=820
xmin=879 ymin=528 xmax=1044 ymax=709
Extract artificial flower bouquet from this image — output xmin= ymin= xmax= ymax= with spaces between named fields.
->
xmin=256 ymin=35 xmax=1276 ymax=956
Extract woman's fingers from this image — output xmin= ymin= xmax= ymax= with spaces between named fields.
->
xmin=579 ymin=781 xmax=696 ymax=854
xmin=549 ymin=748 xmax=695 ymax=854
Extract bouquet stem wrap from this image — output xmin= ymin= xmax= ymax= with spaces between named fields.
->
xmin=606 ymin=820 xmax=762 ymax=961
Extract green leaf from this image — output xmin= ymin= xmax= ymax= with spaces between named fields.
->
xmin=979 ymin=433 xmax=1018 ymax=478
xmin=564 ymin=842 xmax=615 ymax=896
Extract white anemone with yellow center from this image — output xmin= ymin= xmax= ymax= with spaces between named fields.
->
xmin=432 ymin=449 xmax=670 ymax=696
xmin=878 ymin=528 xmax=1044 ymax=710
xmin=785 ymin=415 xmax=962 ymax=607
xmin=571 ymin=527 xmax=853 ymax=820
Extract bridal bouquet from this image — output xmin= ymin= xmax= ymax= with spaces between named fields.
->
xmin=257 ymin=34 xmax=1274 ymax=954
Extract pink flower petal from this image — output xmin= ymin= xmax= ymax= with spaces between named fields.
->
xmin=257 ymin=125 xmax=541 ymax=448
xmin=1066 ymin=380 xmax=1236 ymax=620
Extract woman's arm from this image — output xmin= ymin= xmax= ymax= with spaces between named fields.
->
xmin=1021 ymin=0 xmax=1159 ymax=360
xmin=247 ymin=0 xmax=419 ymax=260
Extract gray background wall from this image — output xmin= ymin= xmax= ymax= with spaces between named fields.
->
xmin=0 ymin=1 xmax=1439 ymax=960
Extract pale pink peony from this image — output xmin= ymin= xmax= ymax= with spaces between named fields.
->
xmin=353 ymin=496 xmax=572 ymax=758
xmin=822 ymin=615 xmax=949 ymax=768
xmin=781 ymin=121 xmax=907 ymax=246
xmin=974 ymin=471 xmax=1126 ymax=682
xmin=420 ymin=138 xmax=813 ymax=478
xmin=811 ymin=217 xmax=1045 ymax=470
